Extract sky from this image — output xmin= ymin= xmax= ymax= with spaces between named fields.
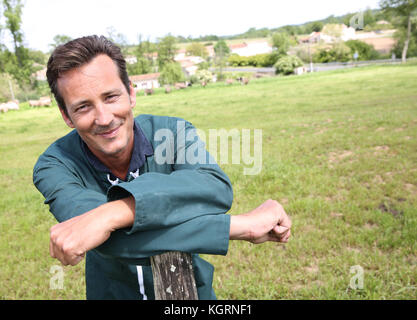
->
xmin=16 ymin=0 xmax=382 ymax=52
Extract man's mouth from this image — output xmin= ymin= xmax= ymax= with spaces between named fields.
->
xmin=97 ymin=125 xmax=121 ymax=139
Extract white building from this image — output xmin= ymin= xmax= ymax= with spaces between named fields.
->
xmin=340 ymin=25 xmax=356 ymax=41
xmin=125 ymin=55 xmax=138 ymax=64
xmin=175 ymin=55 xmax=205 ymax=76
xmin=129 ymin=73 xmax=160 ymax=90
xmin=229 ymin=41 xmax=273 ymax=56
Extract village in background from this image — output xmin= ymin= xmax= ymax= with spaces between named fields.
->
xmin=1 ymin=3 xmax=416 ymax=110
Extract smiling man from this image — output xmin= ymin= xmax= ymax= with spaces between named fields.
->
xmin=33 ymin=35 xmax=291 ymax=300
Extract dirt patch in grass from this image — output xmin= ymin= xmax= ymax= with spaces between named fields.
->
xmin=373 ymin=146 xmax=390 ymax=157
xmin=346 ymin=246 xmax=361 ymax=254
xmin=328 ymin=150 xmax=354 ymax=164
xmin=364 ymin=222 xmax=378 ymax=230
xmin=305 ymin=264 xmax=319 ymax=274
xmin=378 ymin=202 xmax=403 ymax=217
xmin=372 ymin=175 xmax=385 ymax=185
xmin=404 ymin=183 xmax=417 ymax=195
xmin=330 ymin=212 xmax=344 ymax=218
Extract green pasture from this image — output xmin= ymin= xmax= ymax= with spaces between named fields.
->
xmin=0 ymin=62 xmax=416 ymax=299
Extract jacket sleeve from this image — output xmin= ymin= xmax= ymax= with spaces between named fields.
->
xmin=33 ymin=156 xmax=108 ymax=223
xmin=95 ymin=214 xmax=231 ymax=263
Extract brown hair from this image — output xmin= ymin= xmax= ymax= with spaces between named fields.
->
xmin=46 ymin=35 xmax=130 ymax=116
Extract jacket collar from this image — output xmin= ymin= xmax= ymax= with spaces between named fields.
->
xmin=81 ymin=121 xmax=154 ymax=182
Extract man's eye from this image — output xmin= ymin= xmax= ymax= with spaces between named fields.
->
xmin=106 ymin=94 xmax=120 ymax=102
xmin=75 ymin=105 xmax=87 ymax=112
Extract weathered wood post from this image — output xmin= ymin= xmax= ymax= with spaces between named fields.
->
xmin=150 ymin=251 xmax=198 ymax=300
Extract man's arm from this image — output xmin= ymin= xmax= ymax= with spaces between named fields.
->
xmin=36 ymin=119 xmax=291 ymax=266
xmin=49 ymin=197 xmax=291 ymax=266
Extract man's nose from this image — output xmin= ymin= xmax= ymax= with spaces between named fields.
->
xmin=94 ymin=103 xmax=113 ymax=126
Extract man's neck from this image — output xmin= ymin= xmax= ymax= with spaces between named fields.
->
xmin=89 ymin=138 xmax=134 ymax=181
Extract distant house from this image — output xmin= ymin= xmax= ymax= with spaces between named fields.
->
xmin=129 ymin=73 xmax=161 ymax=90
xmin=175 ymin=55 xmax=205 ymax=76
xmin=176 ymin=59 xmax=197 ymax=77
xmin=205 ymin=45 xmax=215 ymax=58
xmin=33 ymin=67 xmax=47 ymax=81
xmin=340 ymin=24 xmax=356 ymax=41
xmin=174 ymin=48 xmax=187 ymax=61
xmin=144 ymin=52 xmax=158 ymax=62
xmin=300 ymin=24 xmax=356 ymax=44
xmin=300 ymin=32 xmax=334 ymax=44
xmin=125 ymin=55 xmax=138 ymax=64
xmin=229 ymin=41 xmax=273 ymax=56
xmin=376 ymin=20 xmax=390 ymax=25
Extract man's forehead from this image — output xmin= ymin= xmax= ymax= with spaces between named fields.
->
xmin=57 ymin=55 xmax=124 ymax=100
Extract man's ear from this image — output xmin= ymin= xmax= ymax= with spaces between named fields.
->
xmin=59 ymin=107 xmax=75 ymax=128
xmin=129 ymin=82 xmax=136 ymax=109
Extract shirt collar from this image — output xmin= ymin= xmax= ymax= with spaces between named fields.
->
xmin=81 ymin=121 xmax=153 ymax=181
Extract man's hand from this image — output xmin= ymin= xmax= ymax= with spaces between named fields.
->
xmin=230 ymin=199 xmax=292 ymax=244
xmin=49 ymin=197 xmax=135 ymax=266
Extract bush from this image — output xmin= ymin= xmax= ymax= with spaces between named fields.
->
xmin=195 ymin=69 xmax=213 ymax=84
xmin=228 ymin=54 xmax=249 ymax=67
xmin=274 ymin=55 xmax=304 ymax=75
xmin=345 ymin=40 xmax=379 ymax=61
xmin=313 ymin=42 xmax=352 ymax=63
xmin=248 ymin=53 xmax=281 ymax=67
xmin=228 ymin=52 xmax=282 ymax=67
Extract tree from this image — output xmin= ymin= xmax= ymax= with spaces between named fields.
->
xmin=380 ymin=0 xmax=417 ymax=63
xmin=127 ymin=35 xmax=156 ymax=75
xmin=49 ymin=35 xmax=73 ymax=51
xmin=3 ymin=0 xmax=24 ymax=65
xmin=186 ymin=42 xmax=208 ymax=58
xmin=213 ymin=40 xmax=230 ymax=81
xmin=213 ymin=39 xmax=230 ymax=56
xmin=271 ymin=32 xmax=290 ymax=55
xmin=392 ymin=22 xmax=417 ymax=57
xmin=1 ymin=0 xmax=36 ymax=97
xmin=157 ymin=35 xmax=178 ymax=69
xmin=309 ymin=21 xmax=324 ymax=33
xmin=322 ymin=24 xmax=344 ymax=39
xmin=126 ymin=57 xmax=151 ymax=75
xmin=158 ymin=61 xmax=185 ymax=85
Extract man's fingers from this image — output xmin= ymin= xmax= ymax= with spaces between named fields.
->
xmin=272 ymin=225 xmax=291 ymax=242
xmin=281 ymin=229 xmax=291 ymax=242
xmin=69 ymin=254 xmax=85 ymax=266
xmin=49 ymin=239 xmax=55 ymax=258
xmin=274 ymin=225 xmax=288 ymax=234
xmin=278 ymin=211 xmax=292 ymax=229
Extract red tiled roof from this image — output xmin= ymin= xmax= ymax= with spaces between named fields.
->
xmin=229 ymin=42 xmax=247 ymax=50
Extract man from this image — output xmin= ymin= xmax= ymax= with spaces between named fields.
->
xmin=33 ymin=35 xmax=291 ymax=300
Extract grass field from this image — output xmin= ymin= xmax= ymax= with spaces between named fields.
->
xmin=0 ymin=62 xmax=416 ymax=299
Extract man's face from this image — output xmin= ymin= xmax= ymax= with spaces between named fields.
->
xmin=57 ymin=54 xmax=136 ymax=161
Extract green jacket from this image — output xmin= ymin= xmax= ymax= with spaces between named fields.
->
xmin=33 ymin=114 xmax=233 ymax=300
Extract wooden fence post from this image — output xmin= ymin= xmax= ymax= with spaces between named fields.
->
xmin=150 ymin=251 xmax=198 ymax=300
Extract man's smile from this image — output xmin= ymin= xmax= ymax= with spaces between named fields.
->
xmin=95 ymin=122 xmax=124 ymax=139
